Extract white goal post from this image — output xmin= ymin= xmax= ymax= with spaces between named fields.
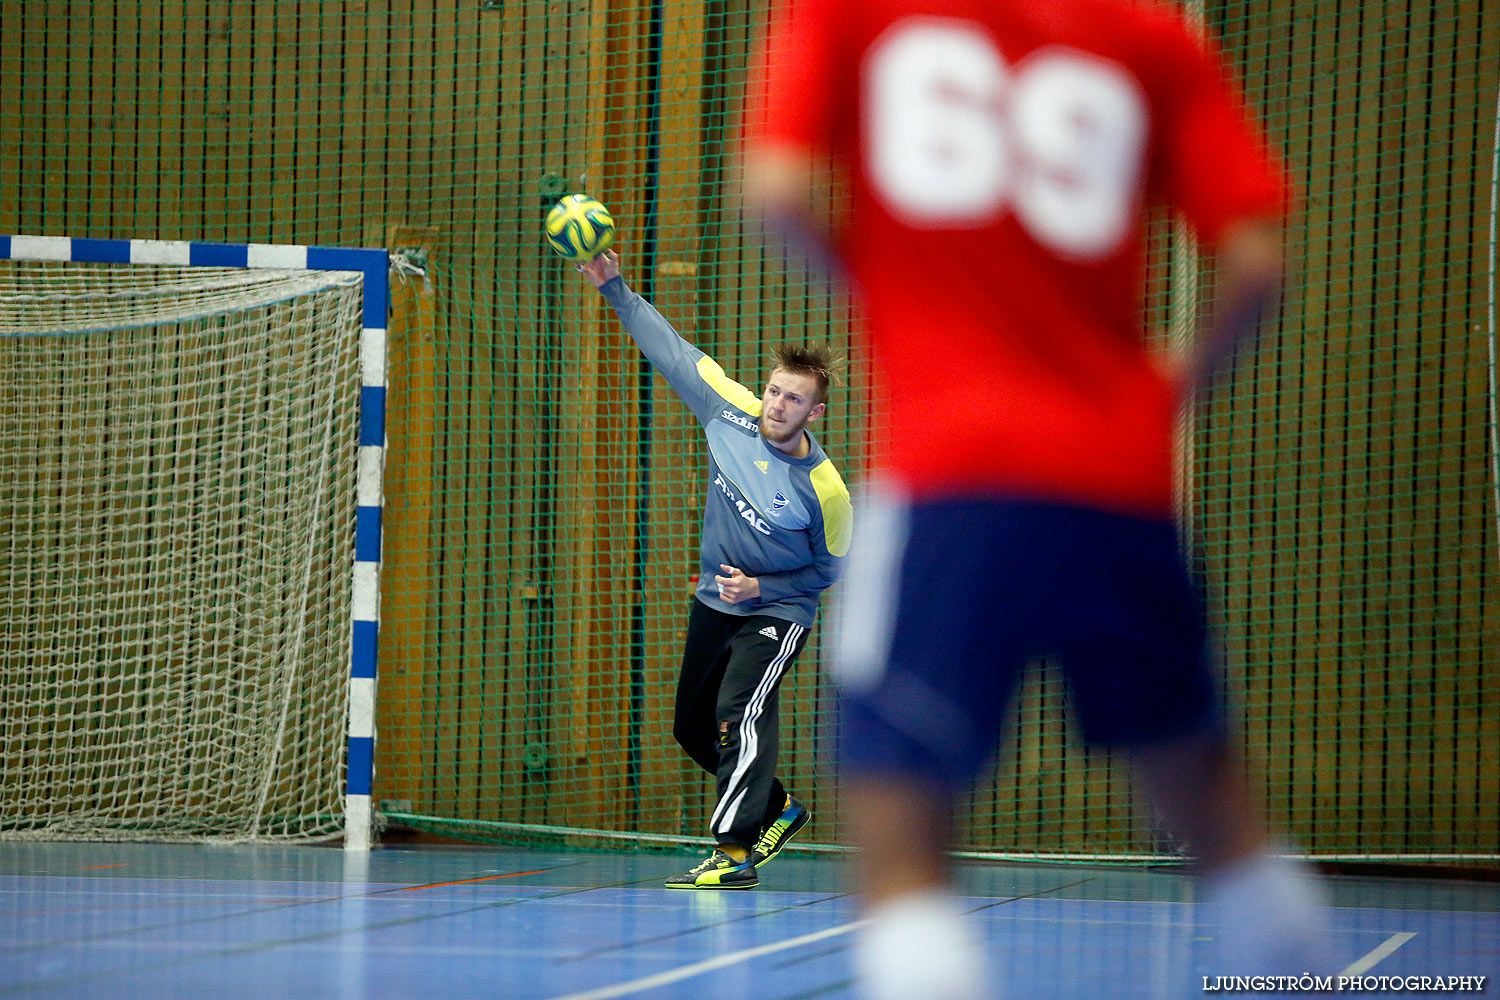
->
xmin=0 ymin=235 xmax=387 ymax=850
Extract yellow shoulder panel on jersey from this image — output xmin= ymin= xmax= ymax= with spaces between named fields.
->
xmin=696 ymin=356 xmax=763 ymax=415
xmin=809 ymin=459 xmax=853 ymax=558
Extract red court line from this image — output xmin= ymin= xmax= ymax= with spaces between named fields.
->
xmin=399 ymin=870 xmax=550 ymax=891
xmin=80 ymin=865 xmax=128 ymax=870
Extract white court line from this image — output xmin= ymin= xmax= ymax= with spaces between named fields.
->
xmin=1339 ymin=932 xmax=1417 ymax=978
xmin=547 ymin=918 xmax=870 ymax=1000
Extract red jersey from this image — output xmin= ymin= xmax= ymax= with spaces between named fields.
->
xmin=747 ymin=0 xmax=1287 ymax=516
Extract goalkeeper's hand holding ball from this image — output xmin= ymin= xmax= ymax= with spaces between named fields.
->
xmin=576 ymin=249 xmax=621 ymax=289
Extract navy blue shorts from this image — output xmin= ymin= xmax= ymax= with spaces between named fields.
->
xmin=834 ymin=494 xmax=1224 ymax=790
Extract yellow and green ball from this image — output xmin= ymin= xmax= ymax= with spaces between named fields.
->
xmin=544 ymin=194 xmax=615 ymax=261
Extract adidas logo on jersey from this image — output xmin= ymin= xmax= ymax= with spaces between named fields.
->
xmin=758 ymin=625 xmax=779 ymax=640
xmin=755 ymin=460 xmax=769 ymax=474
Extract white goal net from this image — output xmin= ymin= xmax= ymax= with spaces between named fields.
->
xmin=0 ymin=259 xmax=363 ymax=842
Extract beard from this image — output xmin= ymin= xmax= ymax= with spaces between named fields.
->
xmin=759 ymin=414 xmax=807 ymax=445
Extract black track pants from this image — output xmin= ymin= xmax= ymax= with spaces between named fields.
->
xmin=672 ymin=600 xmax=809 ymax=850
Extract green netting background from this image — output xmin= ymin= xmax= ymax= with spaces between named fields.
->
xmin=1 ymin=1 xmax=1495 ymax=861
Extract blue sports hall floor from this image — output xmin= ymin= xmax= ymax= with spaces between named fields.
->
xmin=2 ymin=840 xmax=1495 ymax=999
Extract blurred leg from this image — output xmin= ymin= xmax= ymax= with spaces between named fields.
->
xmin=848 ymin=778 xmax=987 ymax=1000
xmin=1134 ymin=729 xmax=1331 ymax=978
xmin=847 ymin=778 xmax=950 ymax=905
xmin=1131 ymin=729 xmax=1265 ymax=871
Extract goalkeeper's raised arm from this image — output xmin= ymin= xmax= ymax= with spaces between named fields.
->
xmin=576 ymin=249 xmax=732 ymax=426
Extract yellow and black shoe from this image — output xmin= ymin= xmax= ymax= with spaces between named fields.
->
xmin=750 ymin=796 xmax=810 ymax=868
xmin=664 ymin=849 xmax=758 ymax=889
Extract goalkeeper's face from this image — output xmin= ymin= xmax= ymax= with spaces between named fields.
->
xmin=759 ymin=368 xmax=826 ymax=446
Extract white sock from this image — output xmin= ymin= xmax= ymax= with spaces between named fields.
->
xmin=1203 ymin=852 xmax=1332 ymax=978
xmin=854 ymin=891 xmax=991 ymax=1000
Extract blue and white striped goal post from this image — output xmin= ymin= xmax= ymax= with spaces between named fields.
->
xmin=0 ymin=234 xmax=389 ymax=851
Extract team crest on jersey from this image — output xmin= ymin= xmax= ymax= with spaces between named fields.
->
xmin=772 ymin=491 xmax=789 ymax=511
xmin=755 ymin=460 xmax=769 ymax=474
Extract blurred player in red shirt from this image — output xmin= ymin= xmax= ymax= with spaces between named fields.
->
xmin=744 ymin=0 xmax=1328 ymax=996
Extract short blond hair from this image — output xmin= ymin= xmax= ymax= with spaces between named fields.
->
xmin=769 ymin=342 xmax=844 ymax=404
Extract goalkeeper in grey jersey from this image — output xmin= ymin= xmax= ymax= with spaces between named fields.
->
xmin=577 ymin=249 xmax=852 ymax=889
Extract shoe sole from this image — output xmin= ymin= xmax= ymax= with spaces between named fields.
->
xmin=664 ymin=879 xmax=758 ymax=890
